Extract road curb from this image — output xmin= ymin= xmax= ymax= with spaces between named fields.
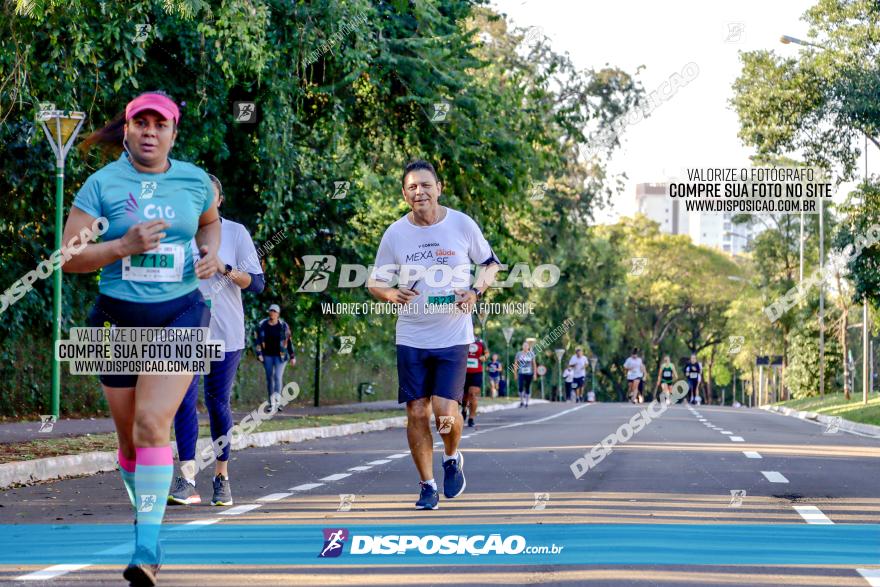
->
xmin=761 ymin=404 xmax=880 ymax=438
xmin=0 ymin=400 xmax=536 ymax=489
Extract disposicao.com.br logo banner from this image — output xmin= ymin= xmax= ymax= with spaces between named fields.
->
xmin=2 ymin=524 xmax=880 ymax=566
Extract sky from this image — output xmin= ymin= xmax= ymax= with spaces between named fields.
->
xmin=491 ymin=0 xmax=877 ymax=223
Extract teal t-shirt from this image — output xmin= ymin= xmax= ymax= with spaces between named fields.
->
xmin=72 ymin=153 xmax=213 ymax=303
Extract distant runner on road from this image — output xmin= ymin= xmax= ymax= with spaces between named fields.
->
xmin=568 ymin=347 xmax=589 ymax=403
xmin=367 ymin=159 xmax=500 ymax=510
xmin=462 ymin=336 xmax=488 ymax=428
xmin=684 ymin=353 xmax=703 ymax=404
xmin=623 ymin=348 xmax=646 ymax=403
xmin=562 ymin=366 xmax=574 ymax=401
xmin=654 ymin=354 xmax=678 ymax=405
xmin=487 ymin=353 xmax=502 ymax=398
xmin=514 ymin=341 xmax=537 ymax=408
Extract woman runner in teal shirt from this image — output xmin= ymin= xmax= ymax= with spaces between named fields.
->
xmin=62 ymin=91 xmax=221 ymax=587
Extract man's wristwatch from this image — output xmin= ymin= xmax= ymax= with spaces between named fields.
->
xmin=470 ymin=287 xmax=483 ymax=299
xmin=223 ymin=264 xmax=233 ymax=276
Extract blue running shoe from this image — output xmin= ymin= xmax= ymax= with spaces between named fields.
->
xmin=443 ymin=452 xmax=466 ymax=498
xmin=415 ymin=481 xmax=439 ymax=510
xmin=123 ymin=543 xmax=162 ymax=587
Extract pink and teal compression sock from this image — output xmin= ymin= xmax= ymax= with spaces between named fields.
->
xmin=134 ymin=446 xmax=174 ymax=557
xmin=117 ymin=448 xmax=137 ymax=511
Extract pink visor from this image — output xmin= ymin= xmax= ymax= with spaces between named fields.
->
xmin=125 ymin=93 xmax=180 ymax=124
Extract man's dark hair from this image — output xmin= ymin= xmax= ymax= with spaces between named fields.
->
xmin=631 ymin=347 xmax=639 ymax=355
xmin=401 ymin=159 xmax=440 ymax=186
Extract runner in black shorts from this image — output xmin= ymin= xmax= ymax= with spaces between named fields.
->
xmin=368 ymin=160 xmax=500 ymax=510
xmin=514 ymin=341 xmax=537 ymax=408
xmin=654 ymin=354 xmax=677 ymax=405
xmin=684 ymin=353 xmax=702 ymax=404
xmin=487 ymin=353 xmax=502 ymax=398
xmin=462 ymin=336 xmax=488 ymax=427
xmin=65 ymin=91 xmax=221 ymax=586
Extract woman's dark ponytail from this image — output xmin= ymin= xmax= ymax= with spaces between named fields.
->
xmin=79 ymin=111 xmax=126 ymax=158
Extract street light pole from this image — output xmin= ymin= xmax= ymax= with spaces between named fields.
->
xmin=864 ymin=296 xmax=870 ymax=405
xmin=590 ymin=356 xmax=598 ymax=400
xmin=502 ymin=326 xmax=514 ymax=397
xmin=38 ymin=108 xmax=85 ymax=419
xmin=781 ymin=33 xmax=830 ymax=398
xmin=555 ymin=348 xmax=565 ymax=402
xmin=820 ymin=198 xmax=825 ymax=399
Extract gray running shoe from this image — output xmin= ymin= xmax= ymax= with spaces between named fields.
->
xmin=167 ymin=476 xmax=201 ymax=505
xmin=211 ymin=474 xmax=233 ymax=506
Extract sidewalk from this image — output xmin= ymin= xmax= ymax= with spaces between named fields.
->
xmin=0 ymin=398 xmax=533 ymax=488
xmin=0 ymin=400 xmax=403 ymax=445
xmin=761 ymin=404 xmax=880 ymax=438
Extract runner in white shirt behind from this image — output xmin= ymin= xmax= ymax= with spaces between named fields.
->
xmin=623 ymin=348 xmax=646 ymax=403
xmin=568 ymin=347 xmax=589 ymax=403
xmin=368 ymin=159 xmax=500 ymax=511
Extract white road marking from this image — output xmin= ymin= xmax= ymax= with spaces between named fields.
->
xmin=720 ymin=430 xmax=733 ymax=435
xmin=386 ymin=453 xmax=409 ymax=459
xmin=730 ymin=436 xmax=745 ymax=442
xmin=857 ymin=569 xmax=880 ymax=586
xmin=348 ymin=465 xmax=372 ymax=471
xmin=743 ymin=451 xmax=762 ymax=458
xmin=290 ymin=482 xmax=324 ymax=491
xmin=320 ymin=473 xmax=352 ymax=481
xmin=258 ymin=492 xmax=293 ymax=502
xmin=219 ymin=503 xmax=262 ymax=516
xmin=366 ymin=459 xmax=392 ymax=465
xmin=482 ymin=404 xmax=589 ymax=433
xmin=168 ymin=518 xmax=221 ymax=531
xmin=793 ymin=505 xmax=833 ymax=525
xmin=761 ymin=471 xmax=789 ymax=483
xmin=461 ymin=435 xmax=472 ymax=439
xmin=17 ymin=564 xmax=92 ymax=581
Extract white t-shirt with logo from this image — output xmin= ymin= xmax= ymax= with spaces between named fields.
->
xmin=623 ymin=356 xmax=645 ymax=381
xmin=190 ymin=218 xmax=262 ymax=352
xmin=371 ymin=208 xmax=496 ymax=349
xmin=569 ymin=355 xmax=588 ymax=378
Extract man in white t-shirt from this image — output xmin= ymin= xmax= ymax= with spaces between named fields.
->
xmin=568 ymin=347 xmax=589 ymax=403
xmin=368 ymin=159 xmax=500 ymax=510
xmin=623 ymin=348 xmax=646 ymax=404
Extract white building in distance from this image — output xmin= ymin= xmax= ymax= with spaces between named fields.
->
xmin=635 ymin=182 xmax=759 ymax=255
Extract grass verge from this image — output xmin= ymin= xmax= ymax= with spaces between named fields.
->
xmin=772 ymin=393 xmax=880 ymax=427
xmin=0 ymin=398 xmax=518 ymax=465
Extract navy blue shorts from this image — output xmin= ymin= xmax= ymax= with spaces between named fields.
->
xmin=572 ymin=376 xmax=585 ymax=389
xmin=396 ymin=344 xmax=468 ymax=404
xmin=86 ymin=289 xmax=210 ymax=388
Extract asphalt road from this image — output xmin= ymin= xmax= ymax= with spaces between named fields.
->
xmin=3 ymin=400 xmax=880 ymax=586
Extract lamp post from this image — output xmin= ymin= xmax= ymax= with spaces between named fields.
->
xmin=779 ymin=34 xmax=828 ymax=398
xmin=478 ymin=309 xmax=489 ymax=397
xmin=502 ymin=326 xmax=514 ymax=380
xmin=38 ymin=108 xmax=86 ymax=419
xmin=555 ymin=348 xmax=565 ymax=402
xmin=590 ymin=355 xmax=598 ymax=400
xmin=312 ymin=229 xmax=334 ymax=407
